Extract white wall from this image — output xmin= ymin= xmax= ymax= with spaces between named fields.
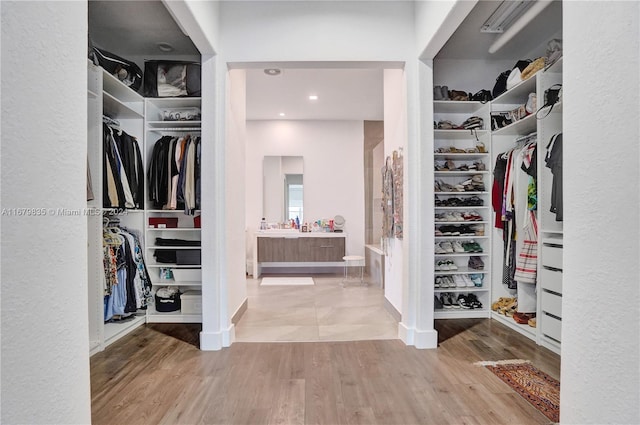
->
xmin=225 ymin=69 xmax=248 ymax=330
xmin=561 ymin=2 xmax=640 ymax=423
xmin=383 ymin=69 xmax=407 ymax=314
xmin=0 ymin=1 xmax=91 ymax=423
xmin=220 ymin=1 xmax=415 ymax=62
xmin=245 ymin=121 xmax=365 ymax=259
xmin=415 ymin=0 xmax=477 ymax=59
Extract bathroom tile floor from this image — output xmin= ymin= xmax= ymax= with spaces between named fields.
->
xmin=235 ymin=274 xmax=399 ymax=342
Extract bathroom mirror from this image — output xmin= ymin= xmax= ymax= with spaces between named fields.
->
xmin=263 ymin=156 xmax=303 ymax=223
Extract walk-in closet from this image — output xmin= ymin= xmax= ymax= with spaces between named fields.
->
xmin=431 ymin=0 xmax=563 ymax=354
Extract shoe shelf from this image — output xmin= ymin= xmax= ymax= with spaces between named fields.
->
xmin=435 ymin=252 xmax=488 ymax=257
xmin=435 ymin=206 xmax=489 ymax=210
xmin=434 ymin=129 xmax=489 ymax=139
xmin=434 ymin=171 xmax=489 ymax=176
xmin=435 ymin=235 xmax=488 ymax=240
xmin=434 ymin=191 xmax=487 ymax=195
xmin=490 ymin=311 xmax=536 ymax=338
xmin=434 ymin=220 xmax=488 ymax=224
xmin=434 ymin=287 xmax=489 ymax=293
xmin=492 ymin=113 xmax=537 ymax=137
xmin=435 ymin=309 xmax=491 ymax=319
xmin=434 ymin=153 xmax=490 ymax=161
xmin=435 ymin=268 xmax=488 ymax=276
xmin=433 ymin=100 xmax=487 ymax=114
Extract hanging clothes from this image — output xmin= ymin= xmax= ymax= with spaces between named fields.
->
xmin=545 ymin=133 xmax=563 ymax=221
xmin=102 ymin=121 xmax=144 ymax=209
xmin=147 ymin=134 xmax=201 ymax=214
xmin=102 ymin=222 xmax=152 ymax=322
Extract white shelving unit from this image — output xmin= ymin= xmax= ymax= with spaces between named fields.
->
xmin=87 ymin=62 xmax=147 ymax=355
xmin=433 ymin=100 xmax=492 ymax=319
xmin=144 ymin=97 xmax=203 ymax=324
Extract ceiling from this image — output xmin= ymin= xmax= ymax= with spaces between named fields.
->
xmin=88 ymin=0 xmax=561 ymax=120
xmin=436 ymin=0 xmax=563 ymax=60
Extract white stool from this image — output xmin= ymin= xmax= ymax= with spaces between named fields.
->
xmin=342 ymin=255 xmax=366 ymax=286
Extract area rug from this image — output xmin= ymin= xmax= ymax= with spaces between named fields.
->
xmin=476 ymin=360 xmax=560 ymax=422
xmin=260 ymin=277 xmax=315 ymax=286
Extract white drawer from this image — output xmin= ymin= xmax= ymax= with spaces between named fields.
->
xmin=541 ymin=290 xmax=562 ymax=318
xmin=540 ymin=267 xmax=562 ymax=294
xmin=541 ymin=243 xmax=563 ymax=270
xmin=541 ymin=312 xmax=562 ymax=342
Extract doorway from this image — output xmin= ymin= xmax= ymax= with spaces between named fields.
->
xmin=232 ymin=63 xmax=399 ymax=342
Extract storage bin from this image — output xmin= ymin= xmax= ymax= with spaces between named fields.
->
xmin=171 ymin=268 xmax=201 ymax=282
xmin=180 ymin=290 xmax=202 ymax=314
xmin=149 ymin=217 xmax=178 ymax=229
xmin=155 ymin=292 xmax=181 ymax=312
xmin=176 ymin=249 xmax=201 ymax=265
xmin=194 ymin=215 xmax=201 ymax=228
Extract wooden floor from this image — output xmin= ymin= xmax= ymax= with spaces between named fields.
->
xmin=91 ymin=319 xmax=560 ymax=425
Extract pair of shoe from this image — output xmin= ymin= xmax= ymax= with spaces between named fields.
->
xmin=457 ymin=293 xmax=483 ymax=309
xmin=435 ymin=240 xmax=466 ymax=254
xmin=491 ymin=297 xmax=517 ymax=316
xmin=439 ymin=292 xmax=483 ymax=309
xmin=461 ymin=240 xmax=483 ymax=253
xmin=434 ymin=85 xmax=450 ymax=101
xmin=434 ymin=196 xmax=484 ymax=207
xmin=435 ymin=275 xmax=473 ymax=288
xmin=436 ymin=224 xmax=484 ymax=237
xmin=513 ymin=311 xmax=536 ymax=325
xmin=468 ymin=255 xmax=485 ymax=270
xmin=469 ymin=273 xmax=484 ymax=287
xmin=435 ymin=259 xmax=457 ymax=271
xmin=435 ymin=211 xmax=482 ymax=222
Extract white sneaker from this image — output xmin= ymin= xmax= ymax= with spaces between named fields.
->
xmin=435 ymin=243 xmax=446 ymax=254
xmin=436 ymin=260 xmax=449 ymax=271
xmin=440 ymin=241 xmax=454 ymax=253
xmin=454 ymin=275 xmax=466 ymax=287
xmin=452 ymin=241 xmax=465 ymax=253
xmin=462 ymin=275 xmax=475 ymax=287
xmin=447 ymin=260 xmax=458 ymax=270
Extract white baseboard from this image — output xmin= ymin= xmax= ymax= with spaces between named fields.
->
xmin=398 ymin=322 xmax=438 ymax=349
xmin=200 ymin=324 xmax=236 ymax=350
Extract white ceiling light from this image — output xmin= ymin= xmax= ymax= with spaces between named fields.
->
xmin=264 ymin=68 xmax=282 ymax=76
xmin=488 ymin=0 xmax=555 ymax=54
xmin=480 ymin=0 xmax=534 ymax=33
xmin=308 ymin=95 xmax=318 ymax=100
xmin=279 ymin=112 xmax=286 ymax=117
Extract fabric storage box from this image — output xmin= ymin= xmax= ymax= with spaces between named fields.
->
xmin=149 ymin=217 xmax=178 ymax=228
xmin=171 ymin=268 xmax=201 ymax=282
xmin=176 ymin=249 xmax=201 ymax=265
xmin=180 ymin=290 xmax=202 ymax=314
xmin=162 ymin=107 xmax=201 ymax=121
xmin=154 ymin=287 xmax=181 ymax=312
xmin=194 ymin=215 xmax=201 ymax=228
xmin=143 ymin=60 xmax=201 ymax=97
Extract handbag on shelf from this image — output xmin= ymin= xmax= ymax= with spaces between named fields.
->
xmin=536 ymin=84 xmax=562 ymax=119
xmin=471 ymin=89 xmax=492 ymax=103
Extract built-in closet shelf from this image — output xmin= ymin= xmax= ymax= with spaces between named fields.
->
xmin=88 ymin=89 xmax=98 ymax=98
xmin=435 ymin=309 xmax=491 ymax=319
xmin=492 ymin=75 xmax=537 ymax=105
xmin=153 ymin=280 xmax=202 ymax=287
xmin=435 ymin=235 xmax=488 ymax=240
xmin=434 ymin=153 xmax=490 ymax=160
xmin=435 ymin=288 xmax=490 ymax=293
xmin=147 ymin=264 xmax=201 ymax=269
xmin=435 ymin=191 xmax=488 ymax=195
xmin=146 ymin=97 xmax=202 ymax=107
xmin=102 ymin=69 xmax=143 ymax=103
xmin=103 ymin=208 xmax=144 ymax=214
xmin=491 ymin=311 xmax=537 ymax=338
xmin=435 ymin=252 xmax=488 ymax=257
xmin=433 ymin=100 xmax=487 ymax=114
xmin=491 ymin=114 xmax=537 ymax=136
xmin=434 ymin=171 xmax=490 ymax=176
xmin=541 ymin=235 xmax=563 ymax=245
xmin=146 ymin=209 xmax=201 ymax=214
xmin=545 ymin=57 xmax=563 ymax=73
xmin=434 ymin=221 xmax=489 ymax=225
xmin=146 ymin=228 xmax=201 ymax=232
xmin=103 ymin=315 xmax=147 ymax=345
xmin=103 ymin=91 xmax=144 ymax=118
xmin=434 ymin=129 xmax=489 ymax=139
xmin=435 ymin=206 xmax=490 ymax=210
xmin=435 ymin=267 xmax=488 ymax=275
xmin=147 ymin=120 xmax=202 ymax=128
xmin=147 ymin=246 xmax=202 ymax=250
xmin=146 ymin=309 xmax=202 ymax=324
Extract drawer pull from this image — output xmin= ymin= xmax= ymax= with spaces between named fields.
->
xmin=320 ymin=245 xmax=334 ymax=248
xmin=543 ymin=265 xmax=562 ymax=272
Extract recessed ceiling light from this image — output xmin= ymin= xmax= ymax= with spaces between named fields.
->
xmin=308 ymin=95 xmax=318 ymax=100
xmin=279 ymin=112 xmax=286 ymax=117
xmin=264 ymin=68 xmax=282 ymax=76
xmin=156 ymin=42 xmax=174 ymax=52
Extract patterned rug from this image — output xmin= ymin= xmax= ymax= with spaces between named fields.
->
xmin=477 ymin=360 xmax=560 ymax=422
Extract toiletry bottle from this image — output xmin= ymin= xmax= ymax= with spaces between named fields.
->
xmin=260 ymin=217 xmax=266 ymax=230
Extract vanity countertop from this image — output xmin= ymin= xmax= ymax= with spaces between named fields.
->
xmin=256 ymin=230 xmax=346 ymax=238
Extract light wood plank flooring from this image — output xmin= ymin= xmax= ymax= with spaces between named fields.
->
xmin=91 ymin=319 xmax=560 ymax=425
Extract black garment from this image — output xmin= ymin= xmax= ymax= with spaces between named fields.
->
xmin=545 ymin=133 xmax=563 ymax=221
xmin=113 ymin=131 xmax=144 ymax=209
xmin=103 ymin=125 xmax=126 ymax=208
xmin=155 ymin=238 xmax=200 ymax=246
xmin=148 ymin=136 xmax=172 ymax=209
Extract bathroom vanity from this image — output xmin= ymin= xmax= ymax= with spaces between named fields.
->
xmin=252 ymin=230 xmax=346 ymax=277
